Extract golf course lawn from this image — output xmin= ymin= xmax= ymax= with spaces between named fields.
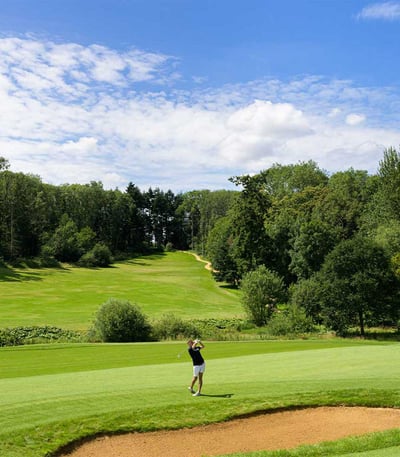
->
xmin=1 ymin=339 xmax=400 ymax=457
xmin=0 ymin=251 xmax=242 ymax=329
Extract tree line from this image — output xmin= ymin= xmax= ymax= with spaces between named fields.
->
xmin=206 ymin=148 xmax=400 ymax=335
xmin=0 ymin=157 xmax=236 ymax=265
xmin=1 ymin=148 xmax=400 ymax=335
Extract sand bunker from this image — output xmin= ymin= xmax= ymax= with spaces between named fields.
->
xmin=60 ymin=406 xmax=400 ymax=457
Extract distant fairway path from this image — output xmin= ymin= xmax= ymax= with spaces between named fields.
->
xmin=184 ymin=251 xmax=215 ymax=271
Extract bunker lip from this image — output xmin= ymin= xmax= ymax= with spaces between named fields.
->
xmin=56 ymin=406 xmax=400 ymax=457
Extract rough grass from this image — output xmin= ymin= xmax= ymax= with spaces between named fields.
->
xmin=0 ymin=251 xmax=242 ymax=329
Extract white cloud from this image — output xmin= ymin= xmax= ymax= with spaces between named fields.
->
xmin=219 ymin=100 xmax=312 ymax=163
xmin=328 ymin=108 xmax=341 ymax=118
xmin=60 ymin=137 xmax=99 ymax=156
xmin=357 ymin=2 xmax=400 ymax=20
xmin=1 ymin=36 xmax=400 ymax=191
xmin=0 ymin=37 xmax=175 ymax=100
xmin=345 ymin=113 xmax=366 ymax=125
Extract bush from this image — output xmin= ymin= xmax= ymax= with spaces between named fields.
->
xmin=164 ymin=242 xmax=175 ymax=252
xmin=289 ymin=278 xmax=324 ymax=324
xmin=0 ymin=326 xmax=82 ymax=346
xmin=152 ymin=314 xmax=198 ymax=340
xmin=78 ymin=243 xmax=112 ymax=267
xmin=91 ymin=298 xmax=151 ymax=342
xmin=266 ymin=305 xmax=316 ymax=337
xmin=192 ymin=318 xmax=248 ymax=341
xmin=241 ymin=265 xmax=287 ymax=326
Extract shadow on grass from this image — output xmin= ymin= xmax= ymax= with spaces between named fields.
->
xmin=0 ymin=260 xmax=69 ymax=282
xmin=218 ymin=284 xmax=239 ymax=290
xmin=0 ymin=265 xmax=43 ymax=282
xmin=198 ymin=393 xmax=234 ymax=398
xmin=123 ymin=252 xmax=167 ymax=266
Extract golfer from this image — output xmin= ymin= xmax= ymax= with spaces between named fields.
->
xmin=187 ymin=339 xmax=205 ymax=396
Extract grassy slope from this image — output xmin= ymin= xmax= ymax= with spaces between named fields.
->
xmin=1 ymin=340 xmax=400 ymax=457
xmin=0 ymin=251 xmax=241 ymax=329
xmin=1 ymin=254 xmax=400 ymax=456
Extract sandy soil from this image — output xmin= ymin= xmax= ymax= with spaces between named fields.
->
xmin=60 ymin=406 xmax=400 ymax=457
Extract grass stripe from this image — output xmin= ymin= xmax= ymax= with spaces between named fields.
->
xmin=1 ymin=342 xmax=400 ymax=457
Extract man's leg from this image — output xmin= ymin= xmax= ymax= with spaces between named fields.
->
xmin=190 ymin=375 xmax=198 ymax=391
xmin=198 ymin=372 xmax=203 ymax=393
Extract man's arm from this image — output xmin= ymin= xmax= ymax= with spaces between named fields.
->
xmin=194 ymin=339 xmax=204 ymax=349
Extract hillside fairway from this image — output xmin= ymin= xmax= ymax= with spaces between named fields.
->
xmin=0 ymin=251 xmax=242 ymax=329
xmin=1 ymin=339 xmax=400 ymax=457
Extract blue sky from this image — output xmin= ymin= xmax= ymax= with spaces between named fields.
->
xmin=0 ymin=1 xmax=400 ymax=191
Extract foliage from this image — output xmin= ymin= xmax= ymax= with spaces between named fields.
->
xmin=229 ymin=174 xmax=274 ymax=277
xmin=78 ymin=242 xmax=112 ymax=267
xmin=289 ymin=220 xmax=338 ymax=280
xmin=378 ymin=146 xmax=400 ymax=218
xmin=0 ymin=326 xmax=82 ymax=346
xmin=42 ymin=214 xmax=87 ymax=262
xmin=240 ymin=265 xmax=287 ymax=326
xmin=317 ymin=236 xmax=400 ymax=336
xmin=289 ymin=277 xmax=324 ymax=324
xmin=373 ymin=219 xmax=400 ymax=257
xmin=3 ymin=150 xmax=400 ymax=334
xmin=257 ymin=160 xmax=328 ymax=198
xmin=313 ymin=169 xmax=375 ymax=239
xmin=206 ymin=216 xmax=240 ymax=285
xmin=178 ymin=189 xmax=238 ymax=254
xmin=191 ymin=317 xmax=249 ymax=340
xmin=151 ymin=313 xmax=198 ymax=340
xmin=91 ymin=298 xmax=152 ymax=342
xmin=265 ymin=304 xmax=317 ymax=337
xmin=392 ymin=252 xmax=400 ymax=280
xmin=0 ymin=156 xmax=9 ymax=171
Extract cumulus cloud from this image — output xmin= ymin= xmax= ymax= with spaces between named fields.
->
xmin=219 ymin=100 xmax=312 ymax=163
xmin=1 ymin=36 xmax=400 ymax=190
xmin=357 ymin=2 xmax=400 ymax=20
xmin=345 ymin=113 xmax=366 ymax=125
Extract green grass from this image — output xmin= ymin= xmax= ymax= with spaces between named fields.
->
xmin=0 ymin=251 xmax=242 ymax=329
xmin=0 ymin=338 xmax=372 ymax=379
xmin=1 ymin=339 xmax=400 ymax=457
xmin=2 ymin=253 xmax=400 ymax=456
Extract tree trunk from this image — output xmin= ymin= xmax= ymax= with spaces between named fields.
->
xmin=359 ymin=310 xmax=365 ymax=337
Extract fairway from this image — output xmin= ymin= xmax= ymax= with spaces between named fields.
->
xmin=2 ymin=254 xmax=400 ymax=457
xmin=0 ymin=251 xmax=242 ymax=329
xmin=1 ymin=339 xmax=400 ymax=457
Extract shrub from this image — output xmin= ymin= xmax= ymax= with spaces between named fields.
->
xmin=266 ymin=305 xmax=316 ymax=337
xmin=0 ymin=326 xmax=82 ymax=346
xmin=165 ymin=242 xmax=175 ymax=252
xmin=152 ymin=314 xmax=198 ymax=340
xmin=192 ymin=318 xmax=248 ymax=340
xmin=78 ymin=243 xmax=112 ymax=267
xmin=241 ymin=265 xmax=287 ymax=326
xmin=91 ymin=298 xmax=151 ymax=342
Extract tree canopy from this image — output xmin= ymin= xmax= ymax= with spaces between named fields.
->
xmin=2 ymin=149 xmax=400 ymax=335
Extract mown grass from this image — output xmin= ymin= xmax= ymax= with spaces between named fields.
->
xmin=1 ymin=339 xmax=400 ymax=457
xmin=0 ymin=251 xmax=242 ymax=329
xmin=2 ymin=253 xmax=400 ymax=456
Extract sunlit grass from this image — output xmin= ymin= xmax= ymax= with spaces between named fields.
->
xmin=0 ymin=251 xmax=242 ymax=329
xmin=0 ymin=340 xmax=399 ymax=457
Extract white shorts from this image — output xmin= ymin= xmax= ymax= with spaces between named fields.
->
xmin=193 ymin=363 xmax=206 ymax=376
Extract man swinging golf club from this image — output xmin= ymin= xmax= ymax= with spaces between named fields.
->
xmin=187 ymin=338 xmax=205 ymax=396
